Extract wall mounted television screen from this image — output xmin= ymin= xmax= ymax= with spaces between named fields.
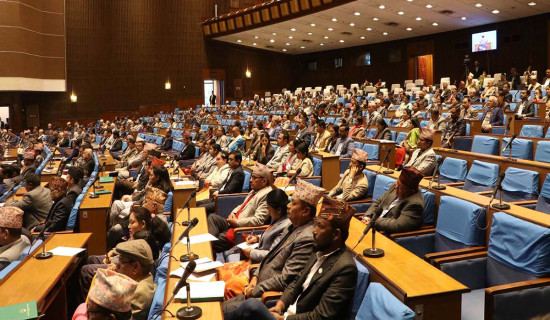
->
xmin=472 ymin=30 xmax=497 ymax=52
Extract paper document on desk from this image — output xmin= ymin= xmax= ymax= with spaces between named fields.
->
xmin=236 ymin=242 xmax=259 ymax=250
xmin=174 ymin=281 xmax=225 ymax=302
xmin=378 ymin=139 xmax=395 ymax=144
xmin=42 ymin=169 xmax=53 ymax=173
xmin=284 ymin=186 xmax=295 ymax=192
xmin=170 ymin=267 xmax=217 ymax=282
xmin=182 ymin=233 xmax=218 ymax=245
xmin=48 ymin=246 xmax=85 ymax=257
xmin=175 ymin=180 xmax=195 ymax=186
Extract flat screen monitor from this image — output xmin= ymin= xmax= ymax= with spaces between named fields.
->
xmin=472 ymin=30 xmax=497 ymax=52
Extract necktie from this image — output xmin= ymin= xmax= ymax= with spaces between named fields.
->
xmin=225 ymin=191 xmax=257 ymax=243
xmin=220 ymin=169 xmax=233 ymax=191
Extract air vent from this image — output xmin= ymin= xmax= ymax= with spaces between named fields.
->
xmin=266 ymin=45 xmax=274 ymax=48
xmin=385 ymin=22 xmax=399 ymax=27
xmin=302 ymin=39 xmax=313 ymax=43
xmin=439 ymin=10 xmax=454 ymax=15
xmin=341 ymin=31 xmax=352 ymax=35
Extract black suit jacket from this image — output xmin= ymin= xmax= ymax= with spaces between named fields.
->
xmin=58 ymin=138 xmax=70 ymax=147
xmin=218 ymin=166 xmax=244 ymax=194
xmin=517 ymin=100 xmax=535 ymax=117
xmin=38 ymin=195 xmax=74 ymax=232
xmin=80 ymin=159 xmax=95 ymax=177
xmin=176 ymin=142 xmax=196 ymax=160
xmin=160 ymin=137 xmax=173 ymax=151
xmin=110 ymin=138 xmax=123 ymax=152
xmin=280 ymin=248 xmax=358 ymax=320
xmin=253 ymin=145 xmax=275 ymax=165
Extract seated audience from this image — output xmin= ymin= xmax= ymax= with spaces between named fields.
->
xmin=330 ymin=125 xmax=355 ymax=158
xmin=175 ymin=133 xmax=196 ymax=161
xmin=287 ymin=142 xmax=313 ymax=177
xmin=252 ymin=132 xmax=275 ymax=165
xmin=459 ymin=97 xmax=479 ymax=119
xmin=516 ymin=89 xmax=535 ymax=119
xmin=159 ymin=129 xmax=173 ymax=151
xmin=442 ymin=106 xmax=467 ymax=148
xmin=5 ymin=173 xmax=52 ymax=230
xmin=328 ymin=148 xmax=369 ymax=201
xmin=0 ymin=207 xmax=30 ymax=271
xmin=427 ymin=109 xmax=447 ymax=131
xmin=404 ymin=128 xmax=437 ymax=176
xmin=481 ymin=96 xmax=504 ymax=132
xmin=311 ymin=120 xmax=331 ymax=151
xmin=33 ymin=177 xmax=74 ymax=232
xmin=266 ymin=132 xmax=291 ymax=169
xmin=362 ymin=167 xmax=425 ymax=234
xmin=204 ymin=150 xmax=230 ymax=189
xmin=372 ymin=118 xmax=392 ymax=140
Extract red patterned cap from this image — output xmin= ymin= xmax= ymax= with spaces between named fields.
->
xmin=0 ymin=207 xmax=24 ymax=229
xmin=151 ymin=156 xmax=166 ymax=167
xmin=294 ymin=179 xmax=325 ymax=206
xmin=420 ymin=128 xmax=434 ymax=141
xmin=88 ymin=269 xmax=138 ymax=313
xmin=253 ymin=163 xmax=272 ymax=180
xmin=318 ymin=196 xmax=356 ymax=229
xmin=352 ymin=148 xmax=368 ymax=164
xmin=399 ymin=167 xmax=424 ymax=189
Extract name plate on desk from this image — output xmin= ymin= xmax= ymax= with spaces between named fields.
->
xmin=0 ymin=301 xmax=38 ymax=319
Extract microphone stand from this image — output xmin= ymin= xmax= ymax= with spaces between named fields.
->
xmin=363 ymin=225 xmax=384 ymax=258
xmin=33 ymin=222 xmax=53 ymax=259
xmin=180 ymin=231 xmax=199 ymax=262
xmin=429 ymin=160 xmax=446 ymax=190
xmin=89 ymin=174 xmax=101 ymax=199
xmin=492 ymin=184 xmax=510 ymax=210
xmin=94 ymin=162 xmax=106 ymax=189
xmin=177 ymin=283 xmax=202 ymax=320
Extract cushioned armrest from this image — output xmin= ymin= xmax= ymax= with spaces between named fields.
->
xmin=348 ymin=198 xmax=373 ymax=204
xmin=234 ymin=226 xmax=269 ymax=244
xmin=248 ymin=263 xmax=260 ymax=278
xmin=444 ymin=182 xmax=466 ymax=187
xmin=262 ymin=291 xmax=283 ymax=303
xmin=477 ymin=190 xmax=492 ymax=195
xmin=390 ymin=228 xmax=436 ymax=240
xmin=433 ymin=251 xmax=488 ymax=269
xmin=485 ymin=278 xmax=550 ymax=320
xmin=234 ymin=226 xmax=269 ymax=233
xmin=424 ymin=246 xmax=486 ymax=263
xmin=509 ymin=200 xmax=538 ymax=205
xmin=486 ymin=278 xmax=550 ymax=296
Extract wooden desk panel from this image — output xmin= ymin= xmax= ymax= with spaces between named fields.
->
xmin=354 ymin=139 xmax=396 ymax=169
xmin=312 ymin=151 xmax=339 ymax=190
xmin=40 ymin=160 xmax=62 ymax=184
xmin=0 ymin=233 xmax=91 ymax=320
xmin=171 ymin=180 xmax=197 ymax=215
xmin=347 ymin=218 xmax=468 ymax=320
xmin=3 ymin=148 xmax=18 ymax=160
xmin=96 ymin=152 xmax=117 ymax=171
xmin=162 ymin=208 xmax=222 ymax=320
xmin=78 ymin=177 xmax=115 ymax=255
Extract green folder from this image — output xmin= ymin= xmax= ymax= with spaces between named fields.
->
xmin=99 ymin=177 xmax=114 ymax=183
xmin=0 ymin=301 xmax=38 ymax=319
xmin=94 ymin=190 xmax=112 ymax=195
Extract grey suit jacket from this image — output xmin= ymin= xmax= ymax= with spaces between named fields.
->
xmin=280 ymin=248 xmax=358 ymax=320
xmin=232 ymin=186 xmax=272 ymax=227
xmin=364 ymin=183 xmax=424 ymax=233
xmin=0 ymin=236 xmax=30 ymax=271
xmin=404 ymin=148 xmax=437 ymax=176
xmin=266 ymin=144 xmax=290 ymax=169
xmin=252 ymin=219 xmax=315 ymax=296
xmin=330 ymin=137 xmax=355 ymax=158
xmin=6 ymin=185 xmax=53 ymax=229
xmin=249 ymin=216 xmax=291 ymax=263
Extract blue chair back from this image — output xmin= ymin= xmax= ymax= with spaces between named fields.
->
xmin=351 ymin=260 xmax=370 ymax=319
xmin=243 ymin=170 xmax=251 ymax=192
xmin=194 ymin=146 xmax=200 ymax=158
xmin=519 ymin=125 xmax=544 ymax=138
xmin=435 ymin=196 xmax=486 ymax=252
xmin=472 ymin=136 xmax=499 ymax=155
xmin=372 ymin=175 xmax=396 ymax=201
xmin=534 ymin=141 xmax=550 ymax=164
xmin=535 ymin=173 xmax=550 ymax=214
xmin=121 ymin=141 xmax=128 ymax=151
xmin=487 ymin=212 xmax=550 ymax=287
xmin=421 ymin=190 xmax=435 ymax=225
xmin=395 ymin=132 xmax=407 ymax=145
xmin=500 ymin=137 xmax=533 ymax=160
xmin=361 ymin=144 xmax=379 ymax=160
xmin=354 ymin=141 xmax=364 ymax=149
xmin=356 ymin=283 xmax=415 ymax=320
xmin=66 ymin=193 xmax=85 ymax=230
xmin=439 ymin=157 xmax=468 ymax=183
xmin=164 ymin=192 xmax=173 ymax=214
xmin=363 ymin=170 xmax=377 ymax=198
xmin=463 ymin=160 xmax=499 ymax=193
xmin=499 ymin=167 xmax=539 ymax=202
xmin=312 ymin=157 xmax=322 ymax=176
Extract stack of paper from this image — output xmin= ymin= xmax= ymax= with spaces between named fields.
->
xmin=175 ymin=180 xmax=196 ymax=186
xmin=175 ymin=281 xmax=225 ymax=302
xmin=236 ymin=242 xmax=259 ymax=250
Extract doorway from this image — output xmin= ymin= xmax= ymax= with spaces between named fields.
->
xmin=409 ymin=55 xmax=433 ymax=86
xmin=204 ymin=80 xmax=223 ymax=106
xmin=0 ymin=106 xmax=10 ymax=129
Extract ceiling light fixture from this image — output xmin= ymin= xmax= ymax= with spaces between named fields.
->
xmin=339 ymin=39 xmax=345 ymax=43
xmin=354 ymin=12 xmax=361 ymax=16
xmin=290 ymin=28 xmax=296 ymax=31
xmin=270 ymin=39 xmax=275 ymax=43
xmin=289 ymin=36 xmax=293 ymax=39
xmin=254 ymin=36 xmax=259 ymax=39
xmin=432 ymin=22 xmax=438 ymax=26
xmin=253 ymin=42 xmax=257 ymax=45
xmin=320 ymin=43 xmax=324 ymax=46
xmin=272 ymin=32 xmax=277 ymax=35
xmin=311 ymin=23 xmax=316 ymax=27
xmin=379 ymin=5 xmax=385 ymax=9
xmin=328 ymin=27 xmax=333 ymax=31
xmin=373 ymin=17 xmax=379 ymax=21
xmin=324 ymin=36 xmax=329 ymax=39
xmin=475 ymin=3 xmax=482 ymax=7
xmin=366 ymin=27 xmax=372 ymax=31
xmin=492 ymin=9 xmax=499 ymax=14
xmin=398 ymin=11 xmax=404 ymax=15
xmin=416 ymin=17 xmax=422 ymax=21
xmin=286 ymin=42 xmax=290 ymax=45
xmin=282 ymin=49 xmax=287 ymax=52
xmin=461 ymin=16 xmax=467 ymax=20
xmin=300 ymin=46 xmax=305 ymax=49
xmin=360 ymin=36 xmax=365 ymax=39
xmin=307 ymin=32 xmax=313 ymax=35
xmin=407 ymin=0 xmax=413 ymax=2
xmin=528 ymin=2 xmax=536 ymax=5
xmin=349 ymin=22 xmax=355 ymax=26
xmin=406 ymin=27 xmax=412 ymax=31
xmin=426 ymin=4 xmax=432 ymax=8
xmin=332 ymin=18 xmax=338 ymax=21
xmin=237 ymin=39 xmax=242 ymax=43
xmin=383 ymin=32 xmax=388 ymax=35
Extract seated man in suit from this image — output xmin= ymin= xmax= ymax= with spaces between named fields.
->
xmin=295 ymin=118 xmax=312 ymax=146
xmin=175 ymin=133 xmax=195 ymax=161
xmin=66 ymin=166 xmax=84 ymax=202
xmin=159 ymin=129 xmax=173 ymax=151
xmin=58 ymin=131 xmax=70 ymax=148
xmin=197 ymin=150 xmax=245 ymax=214
xmin=266 ymin=132 xmax=290 ymax=169
xmin=0 ymin=207 xmax=30 ymax=271
xmin=4 ymin=151 xmax=38 ymax=190
xmin=5 ymin=173 xmax=52 ymax=230
xmin=224 ymin=197 xmax=358 ymax=320
xmin=481 ymin=96 xmax=504 ymax=133
xmin=223 ymin=179 xmax=325 ymax=312
xmin=403 ymin=128 xmax=437 ymax=176
xmin=330 ymin=125 xmax=355 ymax=158
xmin=79 ymin=148 xmax=95 ymax=178
xmin=311 ymin=120 xmax=331 ymax=151
xmin=113 ymin=136 xmax=137 ymax=162
xmin=207 ymin=164 xmax=273 ymax=253
xmin=515 ymin=89 xmax=535 ymax=119
xmin=362 ymin=167 xmax=424 ymax=234
xmin=109 ymin=130 xmax=123 ymax=153
xmin=442 ymin=106 xmax=467 ymax=148
xmin=328 ymin=148 xmax=369 ymax=201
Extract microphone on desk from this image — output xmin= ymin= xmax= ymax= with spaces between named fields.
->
xmin=377 ymin=148 xmax=392 ymax=174
xmin=153 ymin=260 xmax=197 ymax=320
xmin=175 ymin=191 xmax=197 ymax=225
xmin=283 ymin=168 xmax=302 ymax=191
xmin=429 ymin=157 xmax=446 ymax=190
xmin=504 ymin=117 xmax=512 ymax=135
xmin=175 ymin=217 xmax=199 ymax=246
xmin=502 ymin=133 xmax=516 ymax=153
xmin=388 ymin=116 xmax=395 ymax=127
xmin=177 ymin=217 xmax=200 ymax=262
xmin=352 ymin=205 xmax=383 ymax=251
xmin=490 ymin=171 xmax=510 ymax=210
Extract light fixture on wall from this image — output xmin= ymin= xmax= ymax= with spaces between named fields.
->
xmin=165 ymin=79 xmax=171 ymax=90
xmin=70 ymin=91 xmax=77 ymax=103
xmin=245 ymin=68 xmax=251 ymax=78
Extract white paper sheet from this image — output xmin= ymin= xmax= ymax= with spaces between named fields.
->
xmin=169 ymin=267 xmax=217 ymax=282
xmin=182 ymin=233 xmax=218 ymax=245
xmin=175 ymin=180 xmax=196 ymax=186
xmin=193 ymin=261 xmax=224 ymax=273
xmin=174 ymin=281 xmax=225 ymax=300
xmin=48 ymin=246 xmax=85 ymax=257
xmin=236 ymin=242 xmax=260 ymax=250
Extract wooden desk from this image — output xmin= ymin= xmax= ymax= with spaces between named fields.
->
xmin=355 ymin=139 xmax=396 ymax=169
xmin=96 ymin=152 xmax=117 ymax=171
xmin=78 ymin=176 xmax=116 ymax=255
xmin=347 ymin=218 xmax=469 ymax=320
xmin=0 ymin=233 xmax=92 ymax=320
xmin=171 ymin=180 xmax=197 ymax=216
xmin=3 ymin=148 xmax=18 ymax=160
xmin=41 ymin=160 xmax=62 ymax=184
xmin=312 ymin=152 xmax=339 ymax=190
xmin=434 ymin=148 xmax=550 ymax=188
xmin=162 ymin=208 xmax=222 ymax=320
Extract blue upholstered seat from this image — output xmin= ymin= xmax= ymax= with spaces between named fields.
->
xmin=471 ymin=135 xmax=499 ymax=155
xmin=491 ymin=167 xmax=539 ymax=202
xmin=500 ymin=137 xmax=533 ymax=160
xmin=355 ymin=283 xmax=415 ymax=320
xmin=462 ymin=160 xmax=499 ymax=193
xmin=361 ymin=144 xmax=379 ymax=160
xmin=439 ymin=157 xmax=468 ymax=183
xmin=535 ymin=174 xmax=550 ymax=214
xmin=534 ymin=141 xmax=550 ymax=164
xmin=519 ymin=125 xmax=544 ymax=138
